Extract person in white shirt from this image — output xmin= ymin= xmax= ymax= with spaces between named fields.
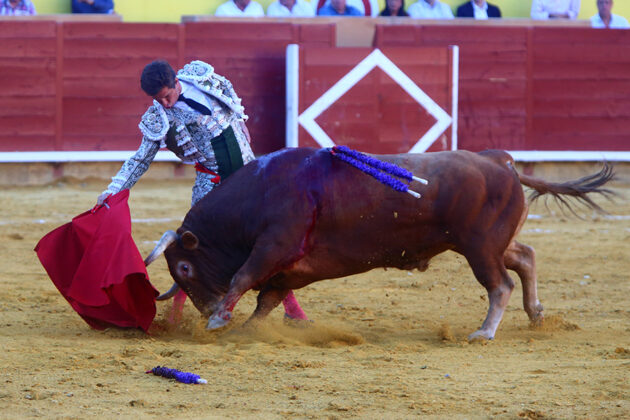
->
xmin=267 ymin=0 xmax=315 ymax=16
xmin=215 ymin=0 xmax=265 ymax=16
xmin=408 ymin=0 xmax=454 ymax=19
xmin=590 ymin=0 xmax=629 ymax=28
xmin=530 ymin=0 xmax=581 ymax=19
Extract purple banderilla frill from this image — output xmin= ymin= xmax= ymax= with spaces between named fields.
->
xmin=330 ymin=146 xmax=428 ymax=198
xmin=146 ymin=366 xmax=207 ymax=384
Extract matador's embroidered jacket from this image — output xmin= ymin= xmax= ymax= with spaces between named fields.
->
xmin=103 ymin=61 xmax=255 ymax=205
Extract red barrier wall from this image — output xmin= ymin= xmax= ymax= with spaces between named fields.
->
xmin=0 ymin=21 xmax=58 ymax=152
xmin=62 ymin=23 xmax=179 ymax=152
xmin=1 ymin=21 xmax=629 ymax=158
xmin=374 ymin=24 xmax=630 ymax=153
xmin=0 ymin=21 xmax=335 ymax=155
xmin=530 ymin=28 xmax=630 ymax=151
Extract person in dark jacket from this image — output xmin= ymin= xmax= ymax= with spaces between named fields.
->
xmin=72 ymin=0 xmax=114 ymax=14
xmin=380 ymin=0 xmax=409 ymax=16
xmin=456 ymin=0 xmax=501 ymax=18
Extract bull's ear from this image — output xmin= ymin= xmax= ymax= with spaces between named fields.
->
xmin=181 ymin=231 xmax=199 ymax=250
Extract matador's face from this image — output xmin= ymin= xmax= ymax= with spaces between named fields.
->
xmin=152 ymin=79 xmax=181 ymax=109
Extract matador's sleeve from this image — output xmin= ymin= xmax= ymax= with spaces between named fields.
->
xmin=102 ymin=137 xmax=161 ymax=195
xmin=102 ymin=103 xmax=169 ymax=195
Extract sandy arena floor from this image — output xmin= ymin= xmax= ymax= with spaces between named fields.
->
xmin=1 ymin=176 xmax=629 ymax=419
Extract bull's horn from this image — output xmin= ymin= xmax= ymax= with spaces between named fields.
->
xmin=144 ymin=230 xmax=178 ymax=266
xmin=156 ymin=282 xmax=181 ymax=301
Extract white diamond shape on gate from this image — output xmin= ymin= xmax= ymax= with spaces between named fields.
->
xmin=297 ymin=49 xmax=453 ymax=153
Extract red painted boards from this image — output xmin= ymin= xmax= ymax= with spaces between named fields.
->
xmin=0 ymin=21 xmax=57 ymax=151
xmin=296 ymin=46 xmax=454 ymax=154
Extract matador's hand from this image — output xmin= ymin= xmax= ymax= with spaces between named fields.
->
xmin=97 ymin=192 xmax=112 ymax=205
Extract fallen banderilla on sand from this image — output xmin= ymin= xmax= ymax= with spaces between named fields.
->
xmin=146 ymin=366 xmax=207 ymax=384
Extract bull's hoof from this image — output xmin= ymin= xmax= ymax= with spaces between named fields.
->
xmin=530 ymin=313 xmax=544 ymax=327
xmin=529 ymin=304 xmax=545 ymax=325
xmin=529 ymin=314 xmax=545 ymax=329
xmin=467 ymin=329 xmax=494 ymax=342
xmin=206 ymin=312 xmax=231 ymax=330
xmin=526 ymin=302 xmax=544 ymax=323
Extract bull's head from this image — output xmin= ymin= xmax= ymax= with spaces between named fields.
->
xmin=145 ymin=230 xmax=227 ymax=318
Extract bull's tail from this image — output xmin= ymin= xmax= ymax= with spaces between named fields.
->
xmin=515 ymin=163 xmax=616 ymax=215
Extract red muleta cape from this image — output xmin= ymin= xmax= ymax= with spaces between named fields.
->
xmin=35 ymin=190 xmax=158 ymax=332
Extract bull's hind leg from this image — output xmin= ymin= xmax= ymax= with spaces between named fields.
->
xmin=249 ymin=286 xmax=290 ymax=323
xmin=466 ymin=252 xmax=515 ymax=340
xmin=504 ymin=240 xmax=544 ymax=325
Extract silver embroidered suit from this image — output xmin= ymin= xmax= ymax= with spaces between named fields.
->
xmin=103 ymin=61 xmax=255 ymax=206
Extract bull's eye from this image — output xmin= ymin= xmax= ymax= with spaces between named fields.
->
xmin=177 ymin=261 xmax=193 ymax=278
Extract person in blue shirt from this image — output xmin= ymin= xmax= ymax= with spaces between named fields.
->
xmin=72 ymin=0 xmax=114 ymax=14
xmin=318 ymin=0 xmax=363 ymax=16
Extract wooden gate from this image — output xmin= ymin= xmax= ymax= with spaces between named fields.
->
xmin=286 ymin=45 xmax=458 ymax=155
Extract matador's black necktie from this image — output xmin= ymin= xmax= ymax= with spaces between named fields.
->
xmin=178 ymin=94 xmax=212 ymax=116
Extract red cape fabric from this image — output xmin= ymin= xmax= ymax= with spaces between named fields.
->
xmin=35 ymin=190 xmax=158 ymax=332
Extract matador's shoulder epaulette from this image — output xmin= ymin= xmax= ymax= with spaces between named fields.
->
xmin=177 ymin=61 xmax=246 ymax=120
xmin=177 ymin=60 xmax=215 ymax=82
xmin=138 ymin=100 xmax=170 ymax=141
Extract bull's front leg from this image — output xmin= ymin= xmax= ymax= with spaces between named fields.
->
xmin=208 ymin=206 xmax=316 ymax=330
xmin=206 ymin=238 xmax=300 ymax=329
xmin=207 ymin=288 xmax=306 ymax=329
xmin=206 ymin=274 xmax=251 ymax=329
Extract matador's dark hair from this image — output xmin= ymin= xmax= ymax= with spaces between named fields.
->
xmin=140 ymin=60 xmax=176 ymax=96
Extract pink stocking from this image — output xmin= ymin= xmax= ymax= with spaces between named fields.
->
xmin=282 ymin=290 xmax=308 ymax=320
xmin=168 ymin=289 xmax=187 ymax=325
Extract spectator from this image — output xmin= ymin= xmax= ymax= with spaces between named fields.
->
xmin=318 ymin=0 xmax=362 ymax=15
xmin=0 ymin=0 xmax=36 ymax=15
xmin=530 ymin=0 xmax=580 ymax=20
xmin=316 ymin=0 xmax=379 ymax=16
xmin=267 ymin=0 xmax=315 ymax=16
xmin=456 ymin=0 xmax=501 ymax=18
xmin=591 ymin=0 xmax=629 ymax=28
xmin=72 ymin=0 xmax=114 ymax=14
xmin=408 ymin=0 xmax=454 ymax=18
xmin=215 ymin=0 xmax=265 ymax=17
xmin=380 ymin=0 xmax=409 ymax=16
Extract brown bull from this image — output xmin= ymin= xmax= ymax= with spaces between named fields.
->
xmin=145 ymin=147 xmax=613 ymax=340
